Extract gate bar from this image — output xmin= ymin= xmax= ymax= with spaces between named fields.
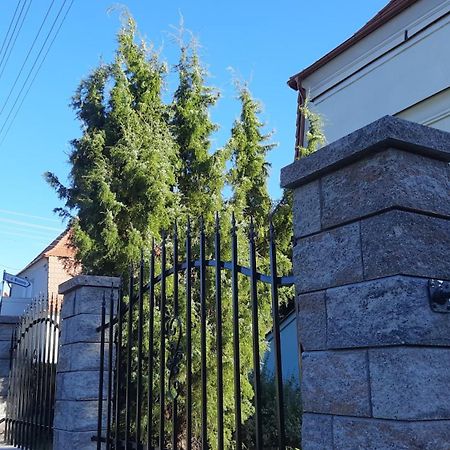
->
xmin=231 ymin=214 xmax=242 ymax=450
xmin=185 ymin=221 xmax=193 ymax=450
xmin=136 ymin=254 xmax=145 ymax=446
xmin=159 ymin=233 xmax=167 ymax=450
xmin=125 ymin=268 xmax=134 ymax=448
xmin=269 ymin=221 xmax=286 ymax=450
xmin=249 ymin=220 xmax=263 ymax=449
xmin=172 ymin=222 xmax=179 ymax=450
xmin=214 ymin=214 xmax=224 ymax=450
xmin=147 ymin=240 xmax=156 ymax=448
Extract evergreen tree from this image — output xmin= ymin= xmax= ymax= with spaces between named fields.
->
xmin=172 ymin=41 xmax=225 ymax=228
xmin=296 ymin=97 xmax=326 ymax=159
xmin=227 ymin=85 xmax=275 ymax=232
xmin=45 ymin=18 xmax=178 ymax=275
xmin=46 ymin=18 xmax=298 ymax=450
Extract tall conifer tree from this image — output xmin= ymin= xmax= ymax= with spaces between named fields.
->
xmin=172 ymin=42 xmax=225 ymax=228
xmin=45 ymin=18 xmax=178 ymax=275
xmin=227 ymin=85 xmax=275 ymax=232
xmin=46 ymin=19 xmax=299 ymax=450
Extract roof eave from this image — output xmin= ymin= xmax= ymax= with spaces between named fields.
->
xmin=287 ymin=0 xmax=420 ymax=91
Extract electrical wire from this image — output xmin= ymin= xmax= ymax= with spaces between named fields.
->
xmin=0 ymin=208 xmax=61 ymax=223
xmin=0 ymin=217 xmax=62 ymax=232
xmin=0 ymin=0 xmax=33 ymax=81
xmin=0 ymin=0 xmax=56 ymax=116
xmin=0 ymin=0 xmax=23 ymax=61
xmin=0 ymin=0 xmax=74 ymax=144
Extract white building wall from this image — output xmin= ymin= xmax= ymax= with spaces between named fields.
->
xmin=264 ymin=312 xmax=300 ymax=383
xmin=303 ymin=0 xmax=450 ymax=144
xmin=2 ymin=258 xmax=49 ymax=316
xmin=9 ymin=258 xmax=48 ymax=299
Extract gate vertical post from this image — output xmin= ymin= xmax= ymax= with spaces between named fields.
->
xmin=53 ymin=275 xmax=120 ymax=450
xmin=281 ymin=116 xmax=450 ymax=449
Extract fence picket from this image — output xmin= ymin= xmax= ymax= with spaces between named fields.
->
xmin=94 ymin=213 xmax=294 ymax=450
xmin=5 ymin=296 xmax=60 ymax=449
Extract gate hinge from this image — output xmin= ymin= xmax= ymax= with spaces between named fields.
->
xmin=429 ymin=279 xmax=450 ymax=313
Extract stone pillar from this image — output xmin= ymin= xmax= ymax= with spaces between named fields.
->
xmin=53 ymin=275 xmax=120 ymax=450
xmin=281 ymin=116 xmax=450 ymax=450
xmin=0 ymin=316 xmax=18 ymax=440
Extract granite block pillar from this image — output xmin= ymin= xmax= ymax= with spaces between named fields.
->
xmin=281 ymin=116 xmax=450 ymax=450
xmin=53 ymin=275 xmax=120 ymax=450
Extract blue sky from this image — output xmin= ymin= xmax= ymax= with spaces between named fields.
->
xmin=0 ymin=0 xmax=388 ymax=278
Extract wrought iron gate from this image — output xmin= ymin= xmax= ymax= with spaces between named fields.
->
xmin=94 ymin=215 xmax=295 ymax=450
xmin=5 ymin=298 xmax=60 ymax=449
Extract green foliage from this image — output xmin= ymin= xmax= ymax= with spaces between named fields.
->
xmin=46 ymin=16 xmax=299 ymax=450
xmin=172 ymin=42 xmax=225 ymax=228
xmin=241 ymin=370 xmax=302 ymax=450
xmin=296 ymin=98 xmax=326 ymax=159
xmin=45 ymin=17 xmax=178 ymax=275
xmin=227 ymin=84 xmax=275 ymax=232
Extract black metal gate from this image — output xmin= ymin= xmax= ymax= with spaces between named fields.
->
xmin=5 ymin=298 xmax=60 ymax=449
xmin=94 ymin=215 xmax=296 ymax=450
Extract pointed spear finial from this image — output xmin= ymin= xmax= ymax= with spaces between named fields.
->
xmin=269 ymin=216 xmax=275 ymax=240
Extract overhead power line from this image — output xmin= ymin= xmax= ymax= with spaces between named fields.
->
xmin=0 ymin=217 xmax=63 ymax=232
xmin=0 ymin=1 xmax=23 ymax=61
xmin=0 ymin=0 xmax=56 ymax=116
xmin=0 ymin=262 xmax=21 ymax=272
xmin=0 ymin=228 xmax=57 ymax=243
xmin=0 ymin=0 xmax=74 ymax=145
xmin=0 ymin=0 xmax=33 ymax=81
xmin=0 ymin=208 xmax=61 ymax=223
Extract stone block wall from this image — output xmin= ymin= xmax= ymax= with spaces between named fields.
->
xmin=53 ymin=275 xmax=119 ymax=450
xmin=281 ymin=116 xmax=450 ymax=450
xmin=0 ymin=316 xmax=18 ymax=440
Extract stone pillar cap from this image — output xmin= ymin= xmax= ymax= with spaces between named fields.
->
xmin=281 ymin=115 xmax=450 ymax=189
xmin=59 ymin=275 xmax=121 ymax=294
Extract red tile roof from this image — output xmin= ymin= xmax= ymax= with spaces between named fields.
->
xmin=288 ymin=0 xmax=420 ymax=90
xmin=17 ymin=228 xmax=76 ymax=275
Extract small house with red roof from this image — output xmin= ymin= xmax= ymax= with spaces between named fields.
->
xmin=2 ymin=229 xmax=79 ymax=315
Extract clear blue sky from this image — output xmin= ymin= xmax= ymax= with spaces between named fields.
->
xmin=0 ymin=0 xmax=388 ymax=278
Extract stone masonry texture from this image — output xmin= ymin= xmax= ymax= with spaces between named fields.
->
xmin=280 ymin=115 xmax=450 ymax=190
xmin=284 ymin=117 xmax=450 ymax=449
xmin=326 ymin=276 xmax=450 ymax=349
xmin=321 ymin=148 xmax=450 ymax=229
xmin=53 ymin=275 xmax=119 ymax=450
xmin=294 ymin=222 xmax=363 ymax=293
xmin=301 ymin=350 xmax=371 ymax=417
xmin=333 ymin=417 xmax=450 ymax=450
xmin=302 ymin=415 xmax=450 ymax=450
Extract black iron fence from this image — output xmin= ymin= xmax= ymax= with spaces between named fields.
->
xmin=94 ymin=215 xmax=295 ymax=450
xmin=5 ymin=297 xmax=60 ymax=449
